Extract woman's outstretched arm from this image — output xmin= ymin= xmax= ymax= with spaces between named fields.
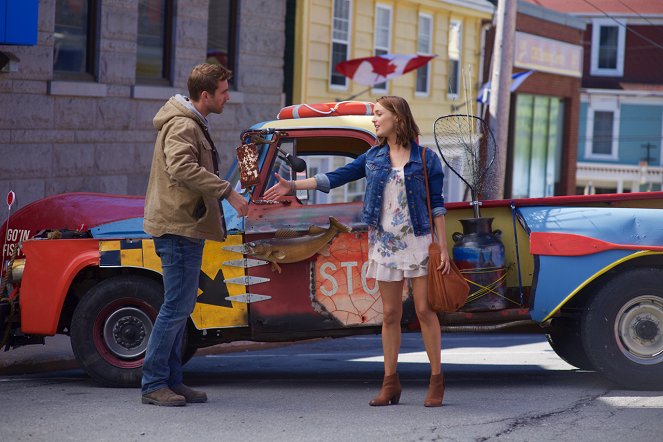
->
xmin=263 ymin=173 xmax=317 ymax=200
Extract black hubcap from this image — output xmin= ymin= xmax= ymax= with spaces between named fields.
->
xmin=635 ymin=319 xmax=659 ymax=341
xmin=113 ymin=317 xmax=146 ymax=349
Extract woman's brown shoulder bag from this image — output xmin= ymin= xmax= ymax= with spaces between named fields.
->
xmin=422 ymin=147 xmax=470 ymax=313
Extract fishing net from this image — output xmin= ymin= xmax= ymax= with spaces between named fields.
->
xmin=433 ymin=115 xmax=496 ymax=217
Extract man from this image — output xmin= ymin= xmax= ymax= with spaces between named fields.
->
xmin=141 ymin=63 xmax=248 ymax=406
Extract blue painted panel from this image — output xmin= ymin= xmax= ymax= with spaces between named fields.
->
xmin=530 ymin=250 xmax=632 ymax=321
xmin=518 ymin=206 xmax=663 ymax=246
xmin=577 ymin=102 xmax=587 ymax=161
xmin=519 ymin=205 xmax=663 ymax=321
xmin=90 ymin=218 xmax=150 ymax=239
xmin=3 ymin=0 xmax=38 ymax=45
xmin=618 ymin=104 xmax=662 ymax=165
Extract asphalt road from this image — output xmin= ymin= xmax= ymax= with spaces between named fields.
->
xmin=1 ymin=333 xmax=661 ymax=442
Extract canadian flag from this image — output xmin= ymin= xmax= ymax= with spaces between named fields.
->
xmin=335 ymin=54 xmax=437 ymax=87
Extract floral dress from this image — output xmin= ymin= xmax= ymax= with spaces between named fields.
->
xmin=366 ymin=167 xmax=431 ymax=282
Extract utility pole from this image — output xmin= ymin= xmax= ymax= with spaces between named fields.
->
xmin=641 ymin=142 xmax=655 ymax=191
xmin=486 ymin=0 xmax=517 ymax=200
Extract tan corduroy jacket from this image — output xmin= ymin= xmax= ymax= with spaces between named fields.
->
xmin=143 ymin=96 xmax=232 ymax=242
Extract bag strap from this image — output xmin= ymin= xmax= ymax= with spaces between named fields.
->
xmin=421 ymin=147 xmax=435 ymax=243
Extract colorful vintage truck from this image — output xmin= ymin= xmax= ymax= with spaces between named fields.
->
xmin=1 ymin=108 xmax=662 ymax=389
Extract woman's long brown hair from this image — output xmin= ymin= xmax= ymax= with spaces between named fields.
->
xmin=376 ymin=96 xmax=420 ymax=148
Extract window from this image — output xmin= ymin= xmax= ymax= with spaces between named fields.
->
xmin=53 ymin=0 xmax=98 ymax=78
xmin=585 ymin=100 xmax=619 ymax=160
xmin=263 ymin=137 xmax=367 ymax=205
xmin=330 ymin=0 xmax=352 ymax=88
xmin=592 ymin=111 xmax=615 ymax=155
xmin=207 ymin=0 xmax=239 ymax=85
xmin=136 ymin=0 xmax=174 ymax=84
xmin=511 ymin=95 xmax=564 ymax=198
xmin=416 ymin=13 xmax=433 ymax=95
xmin=299 ymin=155 xmax=366 ymax=205
xmin=373 ymin=5 xmax=392 ymax=92
xmin=448 ymin=20 xmax=462 ymax=97
xmin=590 ymin=19 xmax=625 ymax=76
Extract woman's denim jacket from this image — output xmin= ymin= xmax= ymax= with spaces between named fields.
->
xmin=314 ymin=141 xmax=446 ymax=237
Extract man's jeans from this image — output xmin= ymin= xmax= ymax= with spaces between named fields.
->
xmin=141 ymin=234 xmax=204 ymax=395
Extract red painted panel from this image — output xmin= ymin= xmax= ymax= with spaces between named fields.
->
xmin=19 ymin=239 xmax=100 ymax=335
xmin=530 ymin=231 xmax=663 ymax=256
xmin=1 ymin=192 xmax=144 ymax=262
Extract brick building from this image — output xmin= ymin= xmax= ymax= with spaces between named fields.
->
xmin=0 ymin=0 xmax=286 ymax=210
xmin=483 ymin=1 xmax=585 ymax=198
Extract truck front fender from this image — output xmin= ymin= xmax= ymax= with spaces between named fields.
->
xmin=519 ymin=206 xmax=663 ymax=322
xmin=20 ymin=239 xmax=99 ymax=335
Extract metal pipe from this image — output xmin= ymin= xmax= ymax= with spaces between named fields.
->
xmin=441 ymin=319 xmax=535 ymax=332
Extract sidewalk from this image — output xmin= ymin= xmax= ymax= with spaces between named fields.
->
xmin=0 ymin=334 xmax=308 ymax=376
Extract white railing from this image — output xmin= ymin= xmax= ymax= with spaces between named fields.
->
xmin=576 ymin=161 xmax=663 ymax=192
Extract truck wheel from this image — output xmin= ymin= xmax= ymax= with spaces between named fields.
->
xmin=581 ymin=268 xmax=663 ymax=390
xmin=546 ymin=318 xmax=594 ymax=370
xmin=71 ymin=275 xmax=162 ymax=387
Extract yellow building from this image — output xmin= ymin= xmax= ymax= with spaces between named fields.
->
xmin=288 ymin=0 xmax=494 ymax=149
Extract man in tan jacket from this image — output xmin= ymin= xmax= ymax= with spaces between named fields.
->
xmin=141 ymin=64 xmax=248 ymax=407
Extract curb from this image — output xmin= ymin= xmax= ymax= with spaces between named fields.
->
xmin=0 ymin=339 xmax=321 ymax=376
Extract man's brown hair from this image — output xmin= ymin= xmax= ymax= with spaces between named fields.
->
xmin=187 ymin=63 xmax=233 ymax=101
xmin=376 ymin=96 xmax=420 ymax=147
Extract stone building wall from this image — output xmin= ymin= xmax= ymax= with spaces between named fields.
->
xmin=0 ymin=0 xmax=285 ymax=209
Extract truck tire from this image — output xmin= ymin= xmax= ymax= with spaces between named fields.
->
xmin=71 ymin=276 xmax=161 ymax=387
xmin=70 ymin=275 xmax=198 ymax=387
xmin=581 ymin=267 xmax=663 ymax=390
xmin=546 ymin=318 xmax=594 ymax=370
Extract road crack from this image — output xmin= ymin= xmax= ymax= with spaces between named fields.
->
xmin=475 ymin=389 xmax=610 ymax=441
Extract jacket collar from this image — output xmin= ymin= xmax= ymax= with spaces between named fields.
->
xmin=409 ymin=141 xmax=423 ymax=164
xmin=374 ymin=141 xmax=422 ymax=164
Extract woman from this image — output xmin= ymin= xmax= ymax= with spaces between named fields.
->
xmin=264 ymin=96 xmax=450 ymax=407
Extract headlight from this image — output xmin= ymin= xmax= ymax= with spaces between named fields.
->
xmin=10 ymin=259 xmax=25 ymax=284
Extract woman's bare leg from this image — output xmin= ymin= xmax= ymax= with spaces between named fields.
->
xmin=378 ymin=280 xmax=405 ymax=375
xmin=410 ymin=276 xmax=441 ymax=374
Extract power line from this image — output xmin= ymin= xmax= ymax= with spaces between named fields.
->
xmin=581 ymin=0 xmax=663 ymax=52
xmin=616 ymin=0 xmax=656 ymax=26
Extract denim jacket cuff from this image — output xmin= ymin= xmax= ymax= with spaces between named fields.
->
xmin=432 ymin=206 xmax=447 ymax=217
xmin=313 ymin=173 xmax=331 ymax=193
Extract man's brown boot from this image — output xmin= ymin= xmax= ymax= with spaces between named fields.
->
xmin=141 ymin=387 xmax=186 ymax=406
xmin=171 ymin=384 xmax=208 ymax=403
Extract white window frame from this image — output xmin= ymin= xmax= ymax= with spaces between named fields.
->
xmin=585 ymin=98 xmax=620 ymax=161
xmin=330 ymin=0 xmax=352 ymax=90
xmin=415 ymin=12 xmax=433 ymax=96
xmin=590 ymin=18 xmax=626 ymax=77
xmin=447 ymin=19 xmax=462 ymax=99
xmin=372 ymin=4 xmax=392 ymax=93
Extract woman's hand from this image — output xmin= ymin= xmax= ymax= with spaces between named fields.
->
xmin=437 ymin=247 xmax=451 ymax=275
xmin=263 ymin=173 xmax=291 ymax=201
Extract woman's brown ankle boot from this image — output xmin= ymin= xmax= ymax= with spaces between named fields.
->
xmin=423 ymin=373 xmax=445 ymax=407
xmin=369 ymin=373 xmax=402 ymax=406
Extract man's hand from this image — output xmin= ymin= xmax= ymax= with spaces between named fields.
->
xmin=226 ymin=190 xmax=249 ymax=217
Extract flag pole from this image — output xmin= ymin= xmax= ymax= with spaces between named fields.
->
xmin=338 ymin=86 xmax=372 ymax=102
